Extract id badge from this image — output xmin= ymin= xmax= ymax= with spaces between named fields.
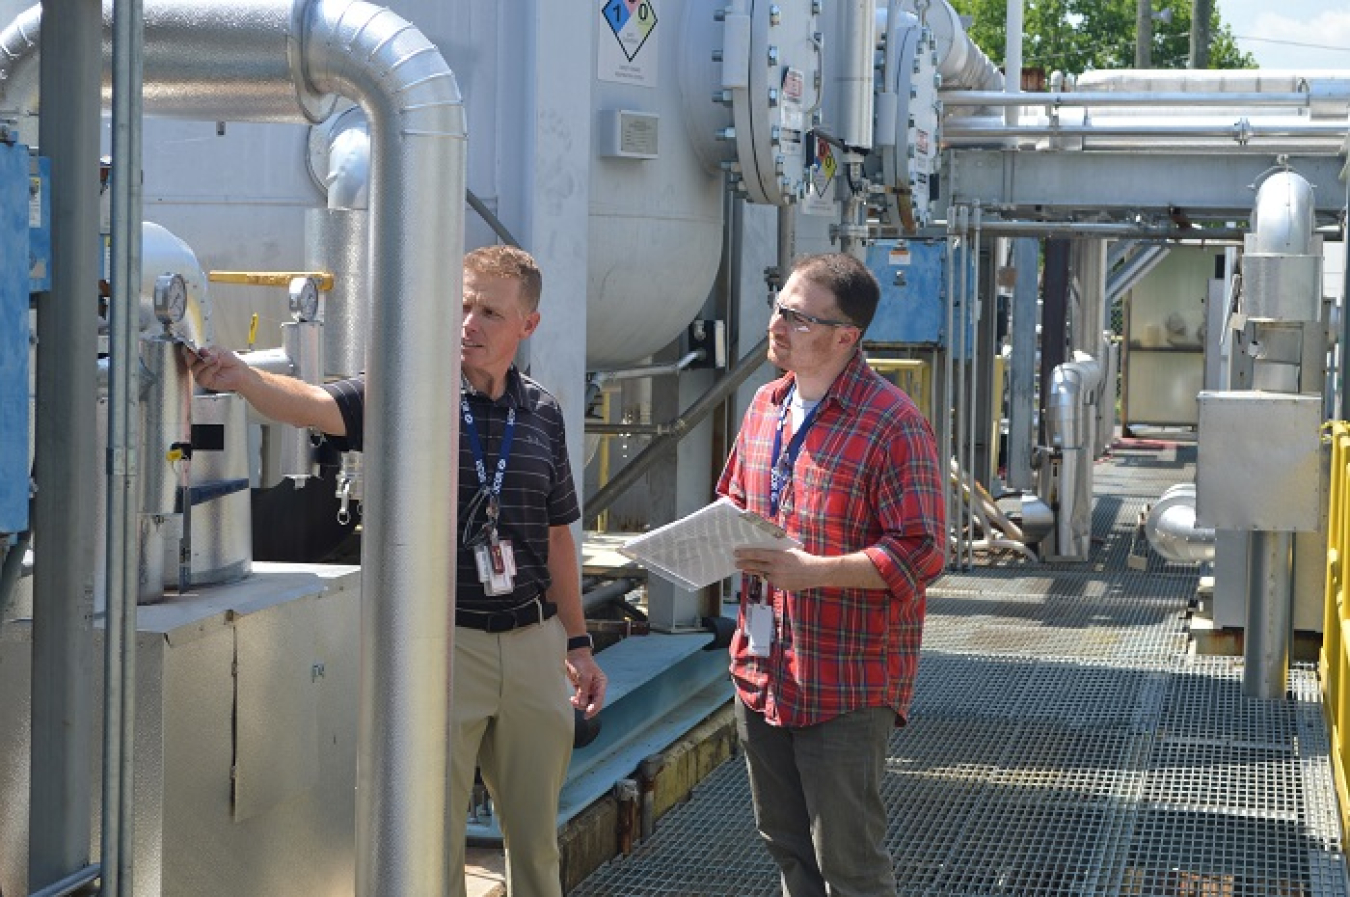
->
xmin=744 ymin=603 xmax=774 ymax=657
xmin=474 ymin=538 xmax=516 ymax=596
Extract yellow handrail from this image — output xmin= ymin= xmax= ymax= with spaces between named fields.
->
xmin=1321 ymin=422 xmax=1350 ymax=836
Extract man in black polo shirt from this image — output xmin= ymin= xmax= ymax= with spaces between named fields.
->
xmin=187 ymin=245 xmax=605 ymax=897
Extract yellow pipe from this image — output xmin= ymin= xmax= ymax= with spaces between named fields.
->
xmin=208 ymin=270 xmax=335 ymax=291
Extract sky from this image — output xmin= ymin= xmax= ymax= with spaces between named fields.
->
xmin=1216 ymin=0 xmax=1350 ymax=69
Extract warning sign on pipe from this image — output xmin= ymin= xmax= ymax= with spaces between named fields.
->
xmin=599 ymin=0 xmax=659 ymax=87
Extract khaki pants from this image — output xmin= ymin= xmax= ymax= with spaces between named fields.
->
xmin=448 ymin=616 xmax=573 ymax=897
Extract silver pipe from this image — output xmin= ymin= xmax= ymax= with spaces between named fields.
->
xmin=966 ymin=205 xmax=981 ymax=568
xmin=303 ymin=5 xmax=466 ymax=893
xmin=27 ymin=863 xmax=100 ymax=897
xmin=838 ymin=0 xmax=874 ymax=151
xmin=1145 ymin=483 xmax=1216 ymax=564
xmin=467 ymin=188 xmax=521 ymax=248
xmin=960 ymin=220 xmax=1246 ymax=241
xmin=1250 ymin=170 xmax=1316 ymax=254
xmin=1244 ymin=531 xmax=1292 ymax=699
xmin=955 ymin=206 xmax=969 ymax=568
xmin=138 ymin=334 xmax=191 ymax=517
xmin=942 ymin=90 xmax=1323 ymax=108
xmin=584 ymin=336 xmax=769 ymax=526
xmin=582 ymin=577 xmax=643 ymax=615
xmin=898 ymin=0 xmax=1003 ymax=92
xmin=944 ymin=118 xmax=1348 ymax=148
xmin=942 ymin=206 xmax=957 ymax=566
xmin=589 ymin=351 xmax=705 ymax=386
xmin=102 ymin=0 xmax=145 ymax=891
xmin=278 ymin=320 xmax=321 ymax=484
xmin=1106 ymin=244 xmax=1170 ymax=304
xmin=3 ymin=2 xmax=468 ymax=892
xmin=29 ymin=0 xmax=98 ymax=888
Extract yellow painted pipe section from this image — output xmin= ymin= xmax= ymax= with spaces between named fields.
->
xmin=208 ymin=270 xmax=334 ymax=291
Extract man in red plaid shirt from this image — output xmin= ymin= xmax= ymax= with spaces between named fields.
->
xmin=718 ymin=252 xmax=945 ymax=896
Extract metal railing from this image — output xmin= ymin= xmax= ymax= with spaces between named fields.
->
xmin=1321 ymin=421 xmax=1350 ymax=837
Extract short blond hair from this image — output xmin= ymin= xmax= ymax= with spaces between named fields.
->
xmin=464 ymin=245 xmax=543 ymax=312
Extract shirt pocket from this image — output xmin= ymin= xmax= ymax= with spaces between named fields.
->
xmin=792 ymin=463 xmax=852 ymax=531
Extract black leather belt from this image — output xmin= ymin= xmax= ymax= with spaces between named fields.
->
xmin=456 ymin=595 xmax=556 ymax=633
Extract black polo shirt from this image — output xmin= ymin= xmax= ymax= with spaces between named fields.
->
xmin=321 ymin=367 xmax=580 ymax=612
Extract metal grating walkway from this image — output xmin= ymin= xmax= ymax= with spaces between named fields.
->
xmin=573 ymin=440 xmax=1350 ymax=897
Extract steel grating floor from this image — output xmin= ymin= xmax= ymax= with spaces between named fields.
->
xmin=572 ymin=439 xmax=1350 ymax=897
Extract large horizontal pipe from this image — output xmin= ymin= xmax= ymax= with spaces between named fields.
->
xmin=942 ymin=90 xmax=1321 ymax=108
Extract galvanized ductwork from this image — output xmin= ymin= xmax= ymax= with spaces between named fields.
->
xmin=0 ymin=2 xmax=467 ymax=892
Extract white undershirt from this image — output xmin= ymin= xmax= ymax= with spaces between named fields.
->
xmin=789 ymin=391 xmax=821 ymax=431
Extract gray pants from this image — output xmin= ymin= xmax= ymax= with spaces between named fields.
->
xmin=735 ymin=697 xmax=897 ymax=897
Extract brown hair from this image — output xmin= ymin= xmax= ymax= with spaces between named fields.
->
xmin=464 ymin=245 xmax=544 ymax=312
xmin=790 ymin=253 xmax=880 ymax=333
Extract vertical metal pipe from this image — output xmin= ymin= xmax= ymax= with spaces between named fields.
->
xmin=955 ymin=206 xmax=969 ymax=568
xmin=837 ymin=0 xmax=874 ymax=255
xmin=943 ymin=207 xmax=957 ymax=566
xmin=966 ymin=206 xmax=982 ymax=568
xmin=278 ymin=319 xmax=321 ymax=483
xmin=1244 ymin=531 xmax=1292 ymax=699
xmin=103 ymin=0 xmax=145 ymax=891
xmin=30 ymin=0 xmax=99 ymax=889
xmin=1005 ymin=238 xmax=1038 ymax=491
xmin=304 ymin=4 xmax=466 ymax=891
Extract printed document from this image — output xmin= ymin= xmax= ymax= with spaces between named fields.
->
xmin=620 ymin=497 xmax=801 ymax=590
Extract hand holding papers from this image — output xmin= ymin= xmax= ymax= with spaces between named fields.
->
xmin=619 ymin=497 xmax=801 ymax=590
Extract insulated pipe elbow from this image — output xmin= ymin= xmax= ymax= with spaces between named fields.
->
xmin=1047 ymin=357 xmax=1101 ymax=450
xmin=0 ymin=0 xmax=335 ymax=122
xmin=1145 ymin=483 xmax=1216 ymax=564
xmin=897 ymin=0 xmax=1003 ymax=92
xmin=1250 ymin=170 xmax=1316 ymax=255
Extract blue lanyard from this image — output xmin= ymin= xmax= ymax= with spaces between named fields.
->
xmin=769 ymin=384 xmax=823 ymax=517
xmin=461 ymin=394 xmax=516 ymax=533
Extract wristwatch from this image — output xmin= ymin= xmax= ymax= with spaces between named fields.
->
xmin=566 ymin=633 xmax=594 ymax=652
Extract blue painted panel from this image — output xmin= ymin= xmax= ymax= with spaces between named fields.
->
xmin=0 ymin=141 xmax=30 ymax=532
xmin=28 ymin=153 xmax=49 ymax=293
xmin=864 ymin=239 xmax=973 ymax=358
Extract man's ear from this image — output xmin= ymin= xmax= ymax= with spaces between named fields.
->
xmin=520 ymin=310 xmax=542 ymax=339
xmin=838 ymin=326 xmax=861 ymax=350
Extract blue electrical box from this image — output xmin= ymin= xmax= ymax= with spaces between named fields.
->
xmin=29 ymin=152 xmax=49 ymax=293
xmin=864 ymin=239 xmax=973 ymax=358
xmin=0 ymin=140 xmax=31 ymax=532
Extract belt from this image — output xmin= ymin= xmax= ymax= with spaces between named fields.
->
xmin=456 ymin=595 xmax=555 ymax=633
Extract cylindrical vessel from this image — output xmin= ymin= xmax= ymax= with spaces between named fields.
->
xmin=177 ymin=391 xmax=253 ymax=586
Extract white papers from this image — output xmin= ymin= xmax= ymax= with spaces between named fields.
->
xmin=619 ymin=497 xmax=801 ymax=590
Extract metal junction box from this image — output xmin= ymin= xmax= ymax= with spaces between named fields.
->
xmin=865 ymin=239 xmax=972 ymax=355
xmin=1195 ymin=391 xmax=1323 ymax=532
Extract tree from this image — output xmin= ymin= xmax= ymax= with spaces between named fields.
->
xmin=945 ymin=0 xmax=1255 ymax=77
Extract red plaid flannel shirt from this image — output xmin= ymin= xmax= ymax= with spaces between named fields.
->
xmin=717 ymin=351 xmax=945 ymax=727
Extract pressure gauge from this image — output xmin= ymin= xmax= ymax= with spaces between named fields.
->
xmin=289 ymin=276 xmax=321 ymax=322
xmin=153 ymin=273 xmax=187 ymax=325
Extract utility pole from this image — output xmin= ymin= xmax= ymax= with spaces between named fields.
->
xmin=1135 ymin=0 xmax=1153 ymax=68
xmin=1190 ymin=0 xmax=1212 ymax=68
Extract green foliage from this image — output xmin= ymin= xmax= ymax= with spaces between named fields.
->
xmin=945 ymin=0 xmax=1256 ymax=76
